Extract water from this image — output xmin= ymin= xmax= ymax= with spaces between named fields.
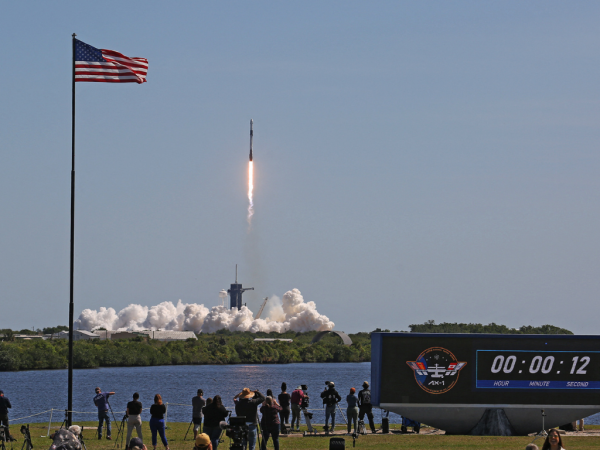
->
xmin=2 ymin=363 xmax=599 ymax=427
xmin=1 ymin=363 xmax=385 ymax=426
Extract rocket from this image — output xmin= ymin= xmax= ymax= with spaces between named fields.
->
xmin=249 ymin=119 xmax=253 ymax=161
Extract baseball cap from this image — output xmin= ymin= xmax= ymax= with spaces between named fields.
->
xmin=195 ymin=434 xmax=210 ymax=447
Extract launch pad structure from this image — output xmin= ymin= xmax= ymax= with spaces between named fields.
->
xmin=227 ymin=265 xmax=254 ymax=310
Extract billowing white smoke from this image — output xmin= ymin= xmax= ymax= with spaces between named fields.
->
xmin=75 ymin=288 xmax=334 ymax=334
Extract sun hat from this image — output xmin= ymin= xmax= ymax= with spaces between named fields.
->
xmin=239 ymin=388 xmax=255 ymax=399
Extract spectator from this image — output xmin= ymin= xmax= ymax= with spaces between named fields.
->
xmin=125 ymin=393 xmax=143 ymax=449
xmin=129 ymin=437 xmax=147 ymax=450
xmin=0 ymin=390 xmax=15 ymax=442
xmin=192 ymin=389 xmax=206 ymax=439
xmin=277 ymin=383 xmax=291 ymax=433
xmin=542 ymin=428 xmax=566 ymax=450
xmin=149 ymin=394 xmax=169 ymax=450
xmin=202 ymin=395 xmax=228 ymax=450
xmin=346 ymin=388 xmax=359 ymax=434
xmin=193 ymin=433 xmax=213 ymax=450
xmin=525 ymin=444 xmax=539 ymax=450
xmin=358 ymin=381 xmax=376 ymax=434
xmin=233 ymin=388 xmax=266 ymax=450
xmin=260 ymin=397 xmax=281 ymax=450
xmin=93 ymin=387 xmax=115 ymax=440
xmin=290 ymin=386 xmax=304 ymax=432
xmin=320 ymin=382 xmax=341 ymax=433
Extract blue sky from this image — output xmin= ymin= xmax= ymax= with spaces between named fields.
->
xmin=1 ymin=1 xmax=600 ymax=333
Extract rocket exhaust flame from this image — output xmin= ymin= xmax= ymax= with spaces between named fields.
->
xmin=247 ymin=119 xmax=254 ymax=227
xmin=247 ymin=160 xmax=254 ymax=226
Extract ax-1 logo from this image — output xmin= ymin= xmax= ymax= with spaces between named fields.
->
xmin=406 ymin=347 xmax=467 ymax=394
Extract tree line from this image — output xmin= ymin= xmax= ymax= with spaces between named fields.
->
xmin=0 ymin=330 xmax=371 ymax=371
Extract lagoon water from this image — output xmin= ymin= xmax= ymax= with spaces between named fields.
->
xmin=2 ymin=363 xmax=599 ymax=427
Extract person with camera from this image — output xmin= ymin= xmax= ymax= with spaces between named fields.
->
xmin=0 ymin=390 xmax=15 ymax=442
xmin=320 ymin=382 xmax=341 ymax=433
xmin=192 ymin=389 xmax=206 ymax=439
xmin=93 ymin=387 xmax=115 ymax=440
xmin=259 ymin=397 xmax=281 ymax=450
xmin=290 ymin=386 xmax=304 ymax=432
xmin=125 ymin=392 xmax=143 ymax=450
xmin=202 ymin=395 xmax=227 ymax=450
xmin=233 ymin=388 xmax=265 ymax=450
xmin=358 ymin=381 xmax=376 ymax=434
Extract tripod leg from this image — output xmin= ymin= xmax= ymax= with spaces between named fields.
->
xmin=184 ymin=420 xmax=193 ymax=441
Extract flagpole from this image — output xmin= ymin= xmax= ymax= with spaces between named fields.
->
xmin=68 ymin=32 xmax=76 ymax=428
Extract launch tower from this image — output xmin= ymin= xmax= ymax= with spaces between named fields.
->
xmin=228 ymin=265 xmax=254 ymax=310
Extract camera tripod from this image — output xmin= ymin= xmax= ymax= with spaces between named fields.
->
xmin=0 ymin=425 xmax=8 ymax=450
xmin=19 ymin=425 xmax=32 ymax=450
xmin=113 ymin=415 xmax=127 ymax=449
xmin=78 ymin=429 xmax=88 ymax=450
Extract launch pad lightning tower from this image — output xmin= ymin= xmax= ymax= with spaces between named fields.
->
xmin=228 ymin=265 xmax=254 ymax=310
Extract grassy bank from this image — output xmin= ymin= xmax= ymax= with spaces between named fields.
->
xmin=13 ymin=421 xmax=600 ymax=450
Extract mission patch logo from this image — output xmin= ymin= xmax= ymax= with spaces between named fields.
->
xmin=406 ymin=347 xmax=467 ymax=394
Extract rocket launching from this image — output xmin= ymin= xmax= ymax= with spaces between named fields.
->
xmin=249 ymin=119 xmax=253 ymax=161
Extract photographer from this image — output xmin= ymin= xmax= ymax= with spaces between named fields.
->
xmin=0 ymin=390 xmax=15 ymax=442
xmin=320 ymin=382 xmax=341 ymax=433
xmin=192 ymin=389 xmax=206 ymax=439
xmin=357 ymin=381 xmax=375 ymax=434
xmin=202 ymin=396 xmax=227 ymax=450
xmin=259 ymin=397 xmax=281 ymax=450
xmin=277 ymin=383 xmax=290 ymax=434
xmin=233 ymin=388 xmax=265 ymax=450
xmin=93 ymin=387 xmax=115 ymax=440
xmin=290 ymin=386 xmax=304 ymax=432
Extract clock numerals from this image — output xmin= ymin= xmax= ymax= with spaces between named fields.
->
xmin=570 ymin=356 xmax=590 ymax=375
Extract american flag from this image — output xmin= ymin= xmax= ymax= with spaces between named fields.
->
xmin=75 ymin=39 xmax=148 ymax=84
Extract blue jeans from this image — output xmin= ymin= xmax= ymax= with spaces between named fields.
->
xmin=97 ymin=410 xmax=111 ymax=438
xmin=325 ymin=405 xmax=336 ymax=430
xmin=203 ymin=426 xmax=221 ymax=450
xmin=243 ymin=423 xmax=257 ymax=450
xmin=149 ymin=418 xmax=168 ymax=447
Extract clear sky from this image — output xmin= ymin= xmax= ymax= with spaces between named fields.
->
xmin=1 ymin=1 xmax=600 ymax=334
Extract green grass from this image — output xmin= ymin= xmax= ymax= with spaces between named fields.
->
xmin=12 ymin=421 xmax=600 ymax=450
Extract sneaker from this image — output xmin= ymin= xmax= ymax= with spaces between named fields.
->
xmin=107 ymin=437 xmax=112 ymax=440
xmin=98 ymin=437 xmax=102 ymax=440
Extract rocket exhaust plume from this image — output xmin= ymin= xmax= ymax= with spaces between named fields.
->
xmin=75 ymin=289 xmax=335 ymax=334
xmin=247 ymin=119 xmax=254 ymax=227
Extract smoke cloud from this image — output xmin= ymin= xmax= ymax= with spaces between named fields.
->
xmin=75 ymin=288 xmax=334 ymax=334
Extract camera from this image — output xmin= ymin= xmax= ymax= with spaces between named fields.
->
xmin=220 ymin=416 xmax=248 ymax=450
xmin=300 ymin=385 xmax=310 ymax=409
xmin=20 ymin=425 xmax=33 ymax=450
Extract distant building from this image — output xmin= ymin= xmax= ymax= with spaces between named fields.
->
xmin=89 ymin=329 xmax=197 ymax=341
xmin=111 ymin=331 xmax=148 ymax=341
xmin=254 ymin=338 xmax=293 ymax=343
xmin=14 ymin=334 xmax=46 ymax=340
xmin=138 ymin=330 xmax=197 ymax=341
xmin=53 ymin=330 xmax=100 ymax=341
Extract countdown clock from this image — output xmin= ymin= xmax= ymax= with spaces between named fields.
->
xmin=371 ymin=333 xmax=600 ymax=435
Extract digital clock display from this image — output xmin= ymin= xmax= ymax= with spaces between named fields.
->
xmin=476 ymin=350 xmax=600 ymax=389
